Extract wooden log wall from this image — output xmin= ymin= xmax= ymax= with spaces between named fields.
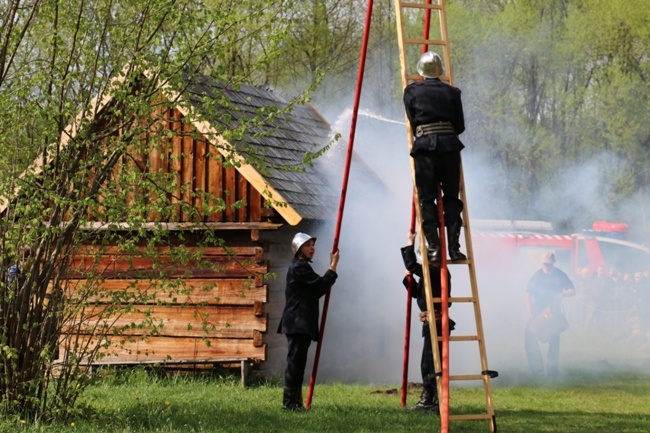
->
xmin=86 ymin=103 xmax=276 ymax=224
xmin=60 ymin=243 xmax=268 ymax=365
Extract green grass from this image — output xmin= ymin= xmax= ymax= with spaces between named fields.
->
xmin=2 ymin=369 xmax=649 ymax=432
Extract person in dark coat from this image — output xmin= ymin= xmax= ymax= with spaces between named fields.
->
xmin=525 ymin=251 xmax=575 ymax=377
xmin=401 ymin=231 xmax=455 ymax=413
xmin=403 ymin=51 xmax=467 ymax=262
xmin=277 ymin=232 xmax=339 ymax=411
xmin=7 ymin=246 xmax=31 ymax=287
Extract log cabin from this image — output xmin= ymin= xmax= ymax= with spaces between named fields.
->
xmin=5 ymin=69 xmax=385 ymax=385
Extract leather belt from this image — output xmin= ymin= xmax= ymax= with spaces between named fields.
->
xmin=415 ymin=121 xmax=455 ymax=137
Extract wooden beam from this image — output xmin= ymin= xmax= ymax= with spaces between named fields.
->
xmin=59 ymin=335 xmax=266 ymax=363
xmin=65 ymin=279 xmax=267 ymax=305
xmin=75 ymin=221 xmax=283 ymax=230
xmin=65 ymin=305 xmax=267 ymax=338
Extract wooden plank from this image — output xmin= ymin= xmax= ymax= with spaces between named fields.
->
xmin=65 ymin=305 xmax=267 ymax=338
xmin=248 ymin=186 xmax=262 ymax=222
xmin=77 ymin=221 xmax=283 ymax=231
xmin=147 ymin=106 xmax=163 ymax=221
xmin=193 ymin=137 xmax=207 ymax=217
xmin=74 ymin=245 xmax=262 ymax=257
xmin=59 ymin=335 xmax=266 ymax=363
xmin=224 ymin=166 xmax=236 ymax=222
xmin=170 ymin=109 xmax=183 ymax=220
xmin=66 ymin=255 xmax=268 ymax=279
xmin=206 ymin=143 xmax=223 ymax=222
xmin=65 ymin=279 xmax=267 ymax=305
xmin=181 ymin=122 xmax=194 ymax=221
xmin=237 ymin=171 xmax=247 ymax=221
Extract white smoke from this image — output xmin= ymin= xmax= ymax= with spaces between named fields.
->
xmin=303 ymin=103 xmax=650 ymax=388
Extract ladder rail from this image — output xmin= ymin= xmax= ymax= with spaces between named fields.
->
xmin=459 ymin=164 xmax=497 ymax=421
xmin=394 ymin=0 xmax=447 ymax=422
xmin=394 ymin=1 xmax=497 ymax=432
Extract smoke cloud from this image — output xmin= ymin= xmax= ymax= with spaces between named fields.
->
xmin=301 ymin=102 xmax=650 ymax=388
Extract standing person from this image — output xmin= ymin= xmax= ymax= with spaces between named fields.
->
xmin=7 ymin=246 xmax=31 ymax=287
xmin=403 ymin=51 xmax=467 ymax=262
xmin=277 ymin=232 xmax=340 ymax=411
xmin=525 ymin=252 xmax=575 ymax=377
xmin=401 ymin=231 xmax=455 ymax=413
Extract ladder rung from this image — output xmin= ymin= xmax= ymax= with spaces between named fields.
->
xmin=431 ymin=296 xmax=474 ymax=303
xmin=447 ymin=258 xmax=470 ymax=264
xmin=449 ymin=374 xmax=485 ymax=381
xmin=404 ymin=37 xmax=446 ymax=46
xmin=399 ymin=2 xmax=443 ymax=10
xmin=449 ymin=335 xmax=479 ymax=342
xmin=449 ymin=414 xmax=493 ymax=421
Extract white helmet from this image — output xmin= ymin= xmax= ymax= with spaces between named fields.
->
xmin=417 ymin=51 xmax=443 ymax=78
xmin=291 ymin=232 xmax=316 ymax=256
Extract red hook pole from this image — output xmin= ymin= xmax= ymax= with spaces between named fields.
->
xmin=305 ymin=0 xmax=375 ymax=409
xmin=438 ymin=186 xmax=450 ymax=433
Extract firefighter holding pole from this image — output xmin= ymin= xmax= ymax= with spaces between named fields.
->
xmin=277 ymin=233 xmax=340 ymax=411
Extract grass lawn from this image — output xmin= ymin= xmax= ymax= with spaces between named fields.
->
xmin=2 ymin=368 xmax=649 ymax=432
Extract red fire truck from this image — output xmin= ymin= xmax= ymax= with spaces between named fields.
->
xmin=471 ymin=220 xmax=650 ymax=276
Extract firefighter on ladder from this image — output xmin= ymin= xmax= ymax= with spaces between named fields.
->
xmin=403 ymin=51 xmax=467 ymax=262
xmin=401 ymin=230 xmax=455 ymax=413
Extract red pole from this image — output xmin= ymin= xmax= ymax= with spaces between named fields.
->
xmin=305 ymin=0 xmax=374 ymax=409
xmin=438 ymin=187 xmax=450 ymax=433
xmin=401 ymin=198 xmax=417 ymax=407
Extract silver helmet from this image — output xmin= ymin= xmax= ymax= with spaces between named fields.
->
xmin=417 ymin=51 xmax=443 ymax=78
xmin=291 ymin=232 xmax=317 ymax=256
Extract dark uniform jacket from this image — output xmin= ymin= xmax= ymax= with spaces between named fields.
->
xmin=526 ymin=267 xmax=574 ymax=317
xmin=401 ymin=245 xmax=455 ymax=336
xmin=403 ymin=77 xmax=465 ymax=156
xmin=277 ymin=257 xmax=338 ymax=341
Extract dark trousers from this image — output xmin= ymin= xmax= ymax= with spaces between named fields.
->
xmin=421 ymin=324 xmax=444 ymax=396
xmin=525 ymin=323 xmax=560 ymax=375
xmin=284 ymin=334 xmax=312 ymax=389
xmin=414 ymin=151 xmax=463 ymax=232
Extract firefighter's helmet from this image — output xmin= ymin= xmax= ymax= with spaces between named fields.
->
xmin=417 ymin=51 xmax=443 ymax=78
xmin=291 ymin=232 xmax=317 ymax=256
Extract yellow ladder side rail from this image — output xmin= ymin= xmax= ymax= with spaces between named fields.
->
xmin=438 ymin=0 xmax=453 ymax=85
xmin=459 ymin=165 xmax=497 ymax=422
xmin=393 ymin=0 xmax=445 ymax=393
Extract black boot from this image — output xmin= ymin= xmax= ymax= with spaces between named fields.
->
xmin=447 ymin=224 xmax=466 ymax=261
xmin=282 ymin=387 xmax=304 ymax=412
xmin=425 ymin=229 xmax=441 ymax=262
xmin=411 ymin=389 xmax=440 ymax=413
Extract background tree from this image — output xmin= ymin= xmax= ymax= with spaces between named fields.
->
xmin=0 ymin=0 xmax=307 ymax=421
xmin=448 ymin=0 xmax=649 ymax=236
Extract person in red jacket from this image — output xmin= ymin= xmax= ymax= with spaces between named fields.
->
xmin=277 ymin=232 xmax=340 ymax=411
xmin=403 ymin=51 xmax=467 ymax=262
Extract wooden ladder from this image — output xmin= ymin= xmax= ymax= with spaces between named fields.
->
xmin=393 ymin=1 xmax=498 ymax=432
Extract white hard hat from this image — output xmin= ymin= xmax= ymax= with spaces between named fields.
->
xmin=417 ymin=51 xmax=443 ymax=78
xmin=291 ymin=232 xmax=316 ymax=256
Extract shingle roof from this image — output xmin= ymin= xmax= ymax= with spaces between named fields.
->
xmin=183 ymin=75 xmax=346 ymax=222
